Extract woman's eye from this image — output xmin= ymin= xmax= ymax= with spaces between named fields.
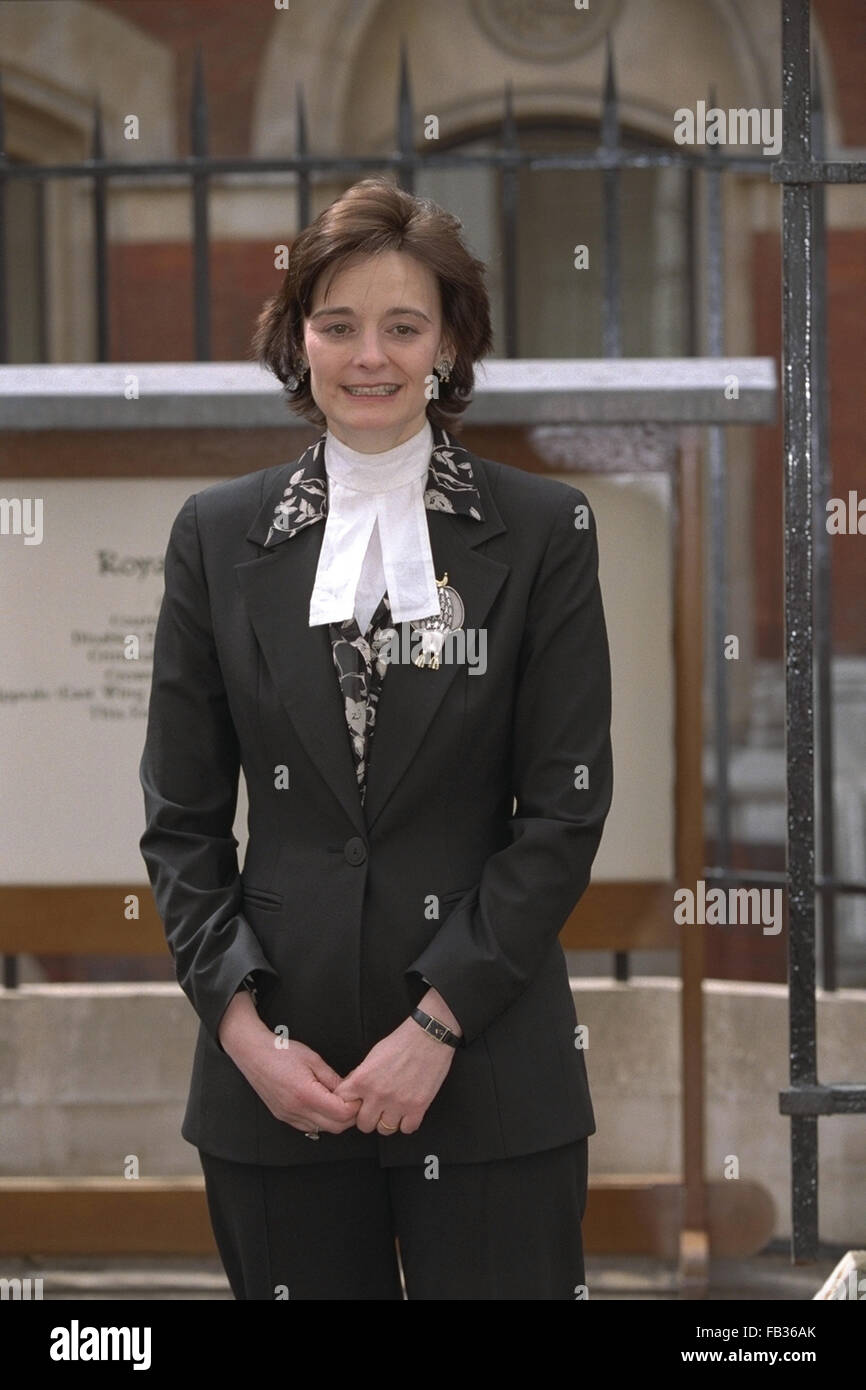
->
xmin=322 ymin=323 xmax=418 ymax=337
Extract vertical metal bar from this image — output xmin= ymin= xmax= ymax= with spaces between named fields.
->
xmin=600 ymin=36 xmax=622 ymax=358
xmin=676 ymin=428 xmax=708 ymax=1280
xmin=500 ymin=80 xmax=518 ymax=359
xmin=396 ymin=39 xmax=414 ymax=194
xmin=705 ymin=88 xmax=731 ymax=873
xmin=685 ymin=167 xmax=698 ymax=358
xmin=780 ymin=0 xmax=818 ymax=1262
xmin=0 ymin=71 xmax=9 ymax=364
xmin=601 ymin=39 xmax=626 ymax=979
xmin=92 ymin=95 xmax=109 ymax=362
xmin=791 ymin=1113 xmax=818 ymax=1262
xmin=597 ymin=38 xmax=627 ymax=977
xmin=810 ymin=57 xmax=836 ymax=992
xmin=296 ymin=85 xmax=310 ymax=231
xmin=35 ymin=179 xmax=48 ymax=360
xmin=190 ymin=45 xmax=211 ymax=361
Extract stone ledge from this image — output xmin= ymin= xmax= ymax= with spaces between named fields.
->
xmin=1 ymin=978 xmax=864 ymax=1243
xmin=0 ymin=359 xmax=778 ymax=428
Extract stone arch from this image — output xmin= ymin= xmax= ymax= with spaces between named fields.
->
xmin=0 ymin=1 xmax=175 ymax=157
xmin=251 ymin=0 xmax=844 ymax=160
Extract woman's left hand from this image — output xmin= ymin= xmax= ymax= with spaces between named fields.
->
xmin=333 ymin=1003 xmax=459 ymax=1135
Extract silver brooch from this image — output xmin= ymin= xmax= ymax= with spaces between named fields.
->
xmin=410 ymin=573 xmax=465 ymax=670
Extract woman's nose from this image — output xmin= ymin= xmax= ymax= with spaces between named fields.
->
xmin=351 ymin=333 xmax=390 ymax=366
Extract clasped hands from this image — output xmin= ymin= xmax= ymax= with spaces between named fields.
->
xmin=220 ymin=987 xmax=461 ymax=1138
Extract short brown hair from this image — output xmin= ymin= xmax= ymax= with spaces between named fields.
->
xmin=251 ymin=177 xmax=493 ymax=429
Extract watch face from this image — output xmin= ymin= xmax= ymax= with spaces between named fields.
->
xmin=414 ymin=1009 xmax=457 ymax=1044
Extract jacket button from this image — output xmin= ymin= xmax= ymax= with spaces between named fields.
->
xmin=344 ymin=837 xmax=367 ymax=865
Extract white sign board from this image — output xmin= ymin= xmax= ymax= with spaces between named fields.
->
xmin=0 ymin=478 xmax=248 ymax=883
xmin=0 ymin=473 xmax=671 ymax=885
xmin=547 ymin=472 xmax=675 ymax=881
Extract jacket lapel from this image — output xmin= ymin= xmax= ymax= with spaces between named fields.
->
xmin=234 ymin=429 xmax=509 ymax=836
xmin=362 ymin=505 xmax=508 ymax=833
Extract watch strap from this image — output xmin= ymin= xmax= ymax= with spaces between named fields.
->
xmin=411 ymin=1006 xmax=461 ymax=1048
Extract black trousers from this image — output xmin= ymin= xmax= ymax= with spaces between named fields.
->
xmin=199 ymin=1139 xmax=588 ymax=1301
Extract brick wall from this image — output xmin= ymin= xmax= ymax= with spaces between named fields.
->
xmin=109 ymin=240 xmax=284 ymax=362
xmin=95 ymin=0 xmax=273 ymax=157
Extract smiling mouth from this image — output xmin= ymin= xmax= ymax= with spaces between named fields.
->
xmin=342 ymin=384 xmax=402 ymax=396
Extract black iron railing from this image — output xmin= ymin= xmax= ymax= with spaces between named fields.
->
xmin=1 ymin=3 xmax=865 ymax=1260
xmin=773 ymin=0 xmax=866 ymax=1262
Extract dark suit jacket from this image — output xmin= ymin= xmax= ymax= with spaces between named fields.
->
xmin=139 ymin=424 xmax=613 ymax=1167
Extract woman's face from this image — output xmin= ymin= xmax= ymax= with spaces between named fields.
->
xmin=302 ymin=249 xmax=452 ymax=453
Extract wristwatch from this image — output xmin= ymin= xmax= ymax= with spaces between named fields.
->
xmin=411 ymin=1007 xmax=462 ymax=1048
xmin=236 ymin=972 xmax=260 ymax=1006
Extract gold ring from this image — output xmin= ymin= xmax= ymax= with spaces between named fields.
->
xmin=378 ymin=1121 xmax=399 ymax=1133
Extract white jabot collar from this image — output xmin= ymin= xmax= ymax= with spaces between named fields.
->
xmin=308 ymin=418 xmax=440 ymax=631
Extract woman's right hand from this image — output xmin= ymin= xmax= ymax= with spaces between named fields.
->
xmin=217 ymin=991 xmax=361 ymax=1135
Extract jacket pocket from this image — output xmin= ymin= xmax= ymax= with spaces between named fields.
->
xmin=242 ymin=884 xmax=284 ymax=913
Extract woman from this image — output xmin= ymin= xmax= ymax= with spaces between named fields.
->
xmin=139 ymin=176 xmax=613 ymax=1300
